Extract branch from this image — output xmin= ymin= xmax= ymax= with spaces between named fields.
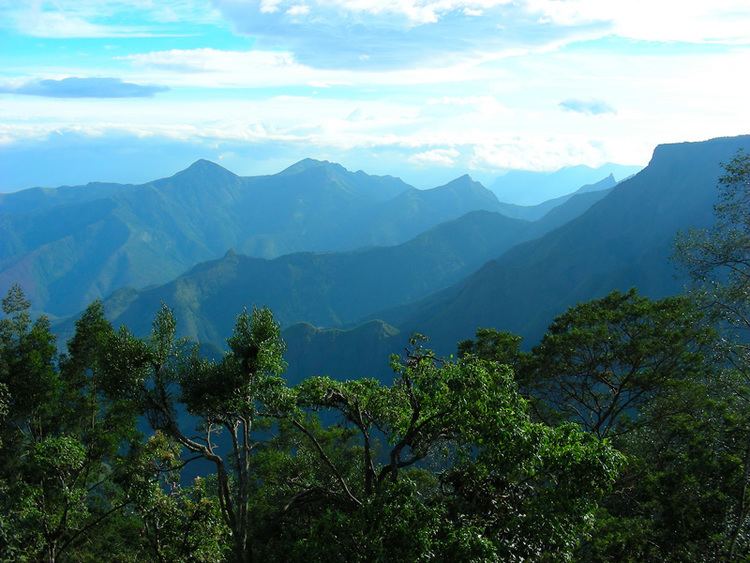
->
xmin=56 ymin=500 xmax=130 ymax=558
xmin=292 ymin=419 xmax=362 ymax=507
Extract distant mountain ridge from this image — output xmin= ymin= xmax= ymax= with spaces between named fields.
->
xmin=0 ymin=159 xmax=506 ymax=317
xmin=495 ymin=174 xmax=616 ymax=221
xmin=490 ymin=163 xmax=642 ymax=205
xmin=279 ymin=135 xmax=750 ymax=381
xmin=393 ymin=136 xmax=750 ymax=347
xmin=89 ymin=183 xmax=610 ymax=347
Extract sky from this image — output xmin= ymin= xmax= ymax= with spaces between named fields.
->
xmin=1 ymin=0 xmax=750 ymax=190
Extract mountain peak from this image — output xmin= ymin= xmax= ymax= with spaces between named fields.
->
xmin=573 ymin=174 xmax=618 ymax=195
xmin=649 ymin=134 xmax=750 ymax=167
xmin=279 ymin=158 xmax=349 ymax=177
xmin=440 ymin=174 xmax=484 ymax=191
xmin=170 ymin=159 xmax=238 ymax=181
xmin=187 ymin=159 xmax=234 ymax=174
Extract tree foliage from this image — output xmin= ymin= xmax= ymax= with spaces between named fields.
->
xmin=676 ymin=150 xmax=750 ymax=374
xmin=522 ymin=289 xmax=714 ymax=438
xmin=674 ymin=150 xmax=750 ymax=560
xmin=2 ymin=258 xmax=749 ymax=561
xmin=0 ymin=292 xmax=141 ymax=562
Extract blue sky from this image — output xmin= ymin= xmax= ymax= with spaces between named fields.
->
xmin=1 ymin=0 xmax=749 ymax=190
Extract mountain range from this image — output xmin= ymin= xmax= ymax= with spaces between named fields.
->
xmin=4 ymin=135 xmax=744 ymax=385
xmin=1 ymin=156 xmax=621 ymax=320
xmin=490 ymin=163 xmax=642 ymax=205
xmin=95 ymin=184 xmax=611 ymax=344
xmin=0 ymin=160 xmax=496 ymax=317
xmin=279 ymin=135 xmax=750 ymax=381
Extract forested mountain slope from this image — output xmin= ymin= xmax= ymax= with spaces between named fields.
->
xmin=93 ymin=184 xmax=610 ymax=349
xmin=0 ymin=159 xmax=505 ymax=317
xmin=279 ymin=135 xmax=750 ymax=380
xmin=391 ymin=135 xmax=750 ymax=350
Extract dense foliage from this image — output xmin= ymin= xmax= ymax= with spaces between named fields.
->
xmin=1 ymin=297 xmax=622 ymax=562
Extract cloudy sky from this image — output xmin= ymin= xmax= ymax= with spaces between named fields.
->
xmin=1 ymin=0 xmax=749 ymax=189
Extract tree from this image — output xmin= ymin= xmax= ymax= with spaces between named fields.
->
xmin=578 ymin=368 xmax=750 ymax=561
xmin=0 ymin=293 xmax=141 ymax=562
xmin=106 ymin=305 xmax=293 ymax=563
xmin=125 ymin=431 xmax=230 ymax=562
xmin=457 ymin=327 xmax=523 ymax=370
xmin=0 ymin=292 xmax=624 ymax=561
xmin=676 ymin=150 xmax=750 ymax=558
xmin=280 ymin=337 xmax=623 ymax=561
xmin=677 ymin=150 xmax=750 ymax=372
xmin=523 ymin=289 xmax=714 ymax=438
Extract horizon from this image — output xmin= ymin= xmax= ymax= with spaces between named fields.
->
xmin=0 ymin=150 xmax=646 ymax=205
xmin=2 ymin=2 xmax=750 ymax=191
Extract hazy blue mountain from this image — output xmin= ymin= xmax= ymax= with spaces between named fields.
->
xmin=388 ymin=135 xmax=750 ymax=352
xmin=275 ymin=135 xmax=749 ymax=380
xmin=89 ymin=179 xmax=611 ymax=348
xmin=527 ymin=186 xmax=620 ymax=236
xmin=342 ymin=175 xmax=504 ymax=248
xmin=100 ymin=210 xmax=529 ymax=341
xmin=490 ymin=163 xmax=641 ymax=206
xmin=495 ymin=174 xmax=616 ymax=221
xmin=54 ymin=184 xmax=607 ymax=376
xmin=282 ymin=320 xmax=401 ymax=384
xmin=0 ymin=159 xmax=505 ymax=317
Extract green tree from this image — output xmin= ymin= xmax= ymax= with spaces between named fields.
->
xmin=124 ymin=431 xmax=229 ymax=562
xmin=276 ymin=337 xmax=623 ymax=561
xmin=457 ymin=327 xmax=523 ymax=370
xmin=579 ymin=369 xmax=750 ymax=561
xmin=0 ymin=294 xmax=141 ymax=562
xmin=675 ymin=150 xmax=750 ymax=559
xmin=676 ymin=150 xmax=750 ymax=374
xmin=106 ymin=305 xmax=293 ymax=563
xmin=523 ymin=289 xmax=714 ymax=438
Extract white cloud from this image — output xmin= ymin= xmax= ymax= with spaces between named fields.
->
xmin=9 ymin=10 xmax=149 ymax=38
xmin=428 ymin=96 xmax=510 ymax=116
xmin=409 ymin=148 xmax=460 ymax=166
xmin=559 ymin=98 xmax=615 ymax=116
xmin=259 ymin=0 xmax=282 ymax=13
xmin=3 ymin=4 xmax=750 ymax=174
xmin=207 ymin=0 xmax=750 ymax=72
xmin=3 ymin=43 xmax=750 ymax=171
xmin=0 ymin=0 xmax=221 ymax=38
xmin=119 ymin=47 xmax=497 ymax=88
xmin=214 ymin=0 xmax=750 ymax=44
xmin=286 ymin=4 xmax=309 ymax=16
xmin=274 ymin=0 xmax=515 ymax=25
xmin=526 ymin=0 xmax=750 ymax=44
xmin=469 ymin=136 xmax=609 ymax=171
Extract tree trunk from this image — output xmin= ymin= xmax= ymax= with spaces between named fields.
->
xmin=727 ymin=437 xmax=750 ymax=560
xmin=232 ymin=534 xmax=252 ymax=563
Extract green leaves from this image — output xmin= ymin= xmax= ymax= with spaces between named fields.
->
xmin=30 ymin=436 xmax=86 ymax=477
xmin=177 ymin=307 xmax=292 ymax=420
xmin=1 ymin=283 xmax=30 ymax=337
xmin=676 ymin=150 xmax=750 ymax=374
xmin=0 ymin=286 xmax=143 ymax=562
xmin=227 ymin=307 xmax=287 ymax=379
xmin=524 ymin=289 xmax=714 ymax=437
xmin=0 ymin=291 xmax=646 ymax=561
xmin=287 ymin=344 xmax=621 ymax=561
